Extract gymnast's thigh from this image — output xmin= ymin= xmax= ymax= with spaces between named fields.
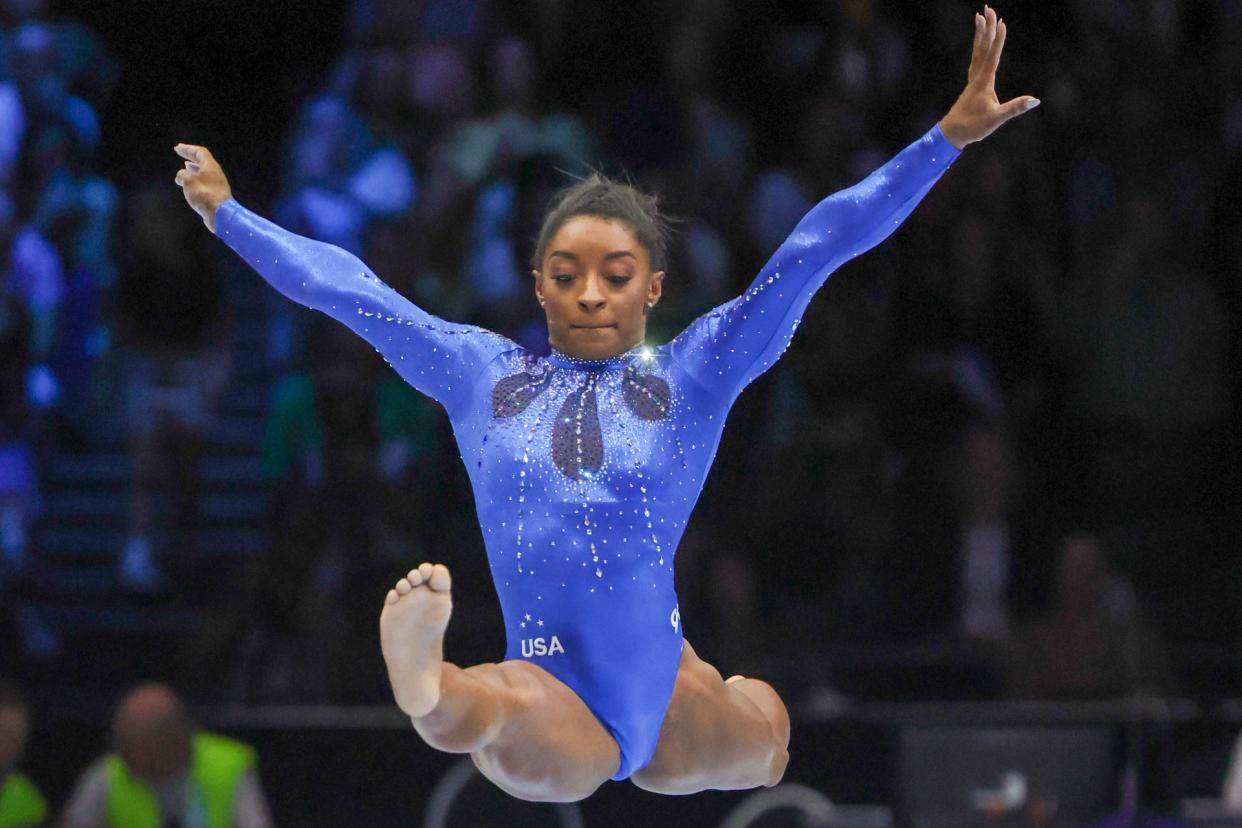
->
xmin=632 ymin=639 xmax=781 ymax=791
xmin=467 ymin=659 xmax=621 ymax=801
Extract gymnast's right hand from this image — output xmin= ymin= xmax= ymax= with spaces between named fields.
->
xmin=173 ymin=143 xmax=233 ymax=234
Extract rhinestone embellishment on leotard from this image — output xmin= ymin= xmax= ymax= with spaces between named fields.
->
xmin=491 ymin=357 xmax=555 ymax=418
xmin=492 ymin=346 xmax=672 ymax=482
xmin=621 ymin=366 xmax=670 ymax=421
xmin=551 ymin=373 xmax=603 ymax=480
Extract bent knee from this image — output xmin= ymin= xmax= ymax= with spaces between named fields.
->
xmin=474 ymin=747 xmax=611 ymax=803
xmin=733 ymin=678 xmax=791 ymax=748
xmin=632 ymin=733 xmax=788 ymax=795
xmin=765 ymin=742 xmax=790 ymax=787
xmin=630 ymin=759 xmax=694 ymax=795
xmin=414 ymin=719 xmax=486 ymax=754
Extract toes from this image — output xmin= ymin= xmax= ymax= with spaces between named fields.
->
xmin=428 ymin=564 xmax=452 ymax=592
xmin=396 ymin=563 xmax=450 ymax=592
xmin=385 ymin=588 xmax=400 ymax=605
xmin=726 ymin=675 xmax=746 ymax=684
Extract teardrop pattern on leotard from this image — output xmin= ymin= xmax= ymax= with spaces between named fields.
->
xmin=551 ymin=376 xmax=603 ymax=480
xmin=622 ymin=367 xmax=671 ymax=421
xmin=491 ymin=360 xmax=555 ymax=418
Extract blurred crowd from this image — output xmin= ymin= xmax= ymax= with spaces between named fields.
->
xmin=0 ymin=0 xmax=121 ymax=651
xmin=0 ymin=0 xmax=115 ymax=552
xmin=0 ymin=0 xmax=1239 ymax=711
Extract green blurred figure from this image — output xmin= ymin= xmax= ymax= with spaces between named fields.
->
xmin=0 ymin=679 xmax=46 ymax=828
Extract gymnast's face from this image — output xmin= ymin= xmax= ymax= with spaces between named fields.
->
xmin=534 ymin=215 xmax=663 ymax=360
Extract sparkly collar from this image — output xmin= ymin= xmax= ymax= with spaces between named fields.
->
xmin=547 ymin=344 xmax=648 ymax=372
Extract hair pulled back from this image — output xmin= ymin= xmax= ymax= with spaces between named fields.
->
xmin=532 ymin=173 xmax=673 ymax=272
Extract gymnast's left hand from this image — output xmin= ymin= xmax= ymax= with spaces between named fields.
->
xmin=938 ymin=5 xmax=1039 ymax=150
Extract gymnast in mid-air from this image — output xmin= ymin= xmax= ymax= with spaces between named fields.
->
xmin=175 ymin=7 xmax=1035 ymax=803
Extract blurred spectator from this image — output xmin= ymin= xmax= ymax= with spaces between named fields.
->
xmin=431 ymin=35 xmax=593 ymax=195
xmin=227 ymin=318 xmax=444 ymax=700
xmin=1224 ymin=728 xmax=1242 ymax=814
xmin=0 ymin=82 xmax=22 ymax=190
xmin=23 ymin=120 xmax=117 ymax=421
xmin=0 ymin=290 xmax=35 ymax=574
xmin=261 ymin=317 xmax=441 ymax=567
xmin=206 ymin=494 xmax=336 ymax=705
xmin=956 ymin=427 xmax=1015 ymax=642
xmin=0 ymin=201 xmax=56 ymax=662
xmin=1 ymin=14 xmax=117 ymax=427
xmin=0 ymin=678 xmax=46 ymax=828
xmin=267 ymin=93 xmax=415 ymax=367
xmin=416 ymin=35 xmax=593 ymax=310
xmin=4 ymin=214 xmax=61 ymax=406
xmin=4 ymin=6 xmax=122 ymax=116
xmin=1060 ymin=193 xmax=1231 ymax=521
xmin=1005 ymin=532 xmax=1172 ymax=699
xmin=8 ymin=24 xmax=100 ymax=181
xmin=58 ymin=683 xmax=273 ymax=828
xmin=278 ymin=94 xmax=414 ymax=255
xmin=113 ymin=183 xmax=229 ymax=591
xmin=459 ymin=152 xmax=572 ymax=345
xmin=657 ymin=69 xmax=752 ymax=325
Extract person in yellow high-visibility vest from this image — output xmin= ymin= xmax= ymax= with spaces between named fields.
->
xmin=0 ymin=679 xmax=47 ymax=828
xmin=58 ymin=684 xmax=272 ymax=828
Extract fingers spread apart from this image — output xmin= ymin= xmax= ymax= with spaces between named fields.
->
xmin=983 ymin=16 xmax=1008 ymax=81
xmin=969 ymin=13 xmax=986 ymax=75
xmin=968 ymin=6 xmax=1001 ymax=85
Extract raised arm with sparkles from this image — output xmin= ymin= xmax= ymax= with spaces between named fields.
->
xmin=215 ymin=199 xmax=513 ymax=412
xmin=669 ymin=124 xmax=960 ymax=402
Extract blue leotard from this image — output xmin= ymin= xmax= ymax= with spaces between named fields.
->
xmin=216 ymin=124 xmax=959 ymax=779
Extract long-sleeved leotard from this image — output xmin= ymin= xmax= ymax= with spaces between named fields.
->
xmin=216 ymin=124 xmax=959 ymax=779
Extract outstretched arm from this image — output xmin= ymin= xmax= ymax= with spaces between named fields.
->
xmin=174 ymin=144 xmax=513 ymax=412
xmin=670 ymin=6 xmax=1036 ymax=402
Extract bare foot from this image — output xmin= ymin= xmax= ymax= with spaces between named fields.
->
xmin=380 ymin=562 xmax=453 ymax=717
